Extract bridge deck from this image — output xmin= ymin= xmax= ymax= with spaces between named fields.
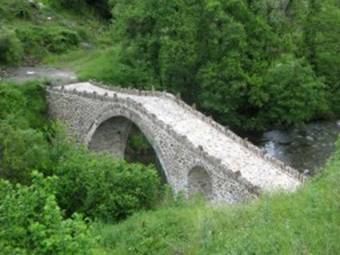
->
xmin=63 ymin=82 xmax=301 ymax=192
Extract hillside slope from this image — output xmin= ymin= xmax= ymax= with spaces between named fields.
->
xmin=94 ymin=142 xmax=340 ymax=254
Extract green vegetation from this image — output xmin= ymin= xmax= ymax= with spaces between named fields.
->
xmin=0 ymin=28 xmax=23 ymax=65
xmin=2 ymin=0 xmax=340 ymax=130
xmin=53 ymin=143 xmax=160 ymax=221
xmin=1 ymin=1 xmax=340 ymax=254
xmin=0 ymin=172 xmax=93 ymax=254
xmin=93 ymin=143 xmax=340 ymax=254
xmin=0 ymin=81 xmax=161 ymax=253
xmin=107 ymin=0 xmax=340 ymax=130
xmin=1 ymin=79 xmax=339 ymax=253
xmin=0 ymin=0 xmax=110 ymax=66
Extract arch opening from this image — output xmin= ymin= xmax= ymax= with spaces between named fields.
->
xmin=188 ymin=166 xmax=212 ymax=199
xmin=88 ymin=116 xmax=167 ymax=184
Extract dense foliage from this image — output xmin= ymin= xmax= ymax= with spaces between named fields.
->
xmin=0 ymin=172 xmax=93 ymax=255
xmin=52 ymin=136 xmax=160 ymax=221
xmin=0 ymin=80 xmax=162 ymax=251
xmin=0 ymin=0 xmax=109 ymax=65
xmin=0 ymin=82 xmax=50 ymax=183
xmin=110 ymin=0 xmax=340 ymax=130
xmin=0 ymin=28 xmax=23 ymax=65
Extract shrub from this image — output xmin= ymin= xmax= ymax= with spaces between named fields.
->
xmin=0 ymin=124 xmax=51 ymax=184
xmin=53 ymin=144 xmax=161 ymax=222
xmin=0 ymin=171 xmax=94 ymax=254
xmin=0 ymin=81 xmax=48 ymax=130
xmin=0 ymin=28 xmax=23 ymax=66
xmin=0 ymin=0 xmax=35 ymax=21
xmin=0 ymin=82 xmax=50 ymax=184
xmin=16 ymin=25 xmax=80 ymax=58
xmin=42 ymin=26 xmax=80 ymax=53
xmin=8 ymin=0 xmax=34 ymax=20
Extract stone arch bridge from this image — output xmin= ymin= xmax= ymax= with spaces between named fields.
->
xmin=47 ymin=82 xmax=304 ymax=203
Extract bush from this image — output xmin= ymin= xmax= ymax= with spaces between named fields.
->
xmin=8 ymin=0 xmax=34 ymax=20
xmin=0 ymin=82 xmax=50 ymax=184
xmin=0 ymin=124 xmax=51 ymax=184
xmin=42 ymin=26 xmax=80 ymax=53
xmin=16 ymin=25 xmax=80 ymax=57
xmin=0 ymin=28 xmax=23 ymax=66
xmin=0 ymin=81 xmax=48 ymax=130
xmin=0 ymin=0 xmax=35 ymax=21
xmin=53 ymin=144 xmax=161 ymax=222
xmin=0 ymin=172 xmax=94 ymax=254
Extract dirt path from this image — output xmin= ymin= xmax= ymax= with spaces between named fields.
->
xmin=0 ymin=67 xmax=77 ymax=83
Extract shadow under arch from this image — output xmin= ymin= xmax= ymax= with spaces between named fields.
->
xmin=84 ymin=106 xmax=169 ymax=184
xmin=188 ymin=166 xmax=212 ymax=199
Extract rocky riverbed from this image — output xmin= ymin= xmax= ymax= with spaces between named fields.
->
xmin=244 ymin=121 xmax=340 ymax=175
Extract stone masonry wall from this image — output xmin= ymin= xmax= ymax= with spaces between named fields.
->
xmin=47 ymin=86 xmax=260 ymax=203
xmin=47 ymin=83 xmax=304 ymax=203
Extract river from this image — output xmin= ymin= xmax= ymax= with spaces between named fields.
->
xmin=242 ymin=121 xmax=340 ymax=175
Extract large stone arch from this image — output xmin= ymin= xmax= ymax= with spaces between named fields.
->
xmin=187 ymin=166 xmax=213 ymax=199
xmin=84 ymin=104 xmax=170 ymax=183
xmin=88 ymin=116 xmax=132 ymax=159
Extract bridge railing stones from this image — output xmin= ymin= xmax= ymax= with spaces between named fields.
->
xmin=48 ymin=83 xmax=305 ymax=184
xmin=48 ymin=85 xmax=264 ymax=196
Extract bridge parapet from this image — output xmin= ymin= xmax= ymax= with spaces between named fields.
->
xmin=48 ymin=85 xmax=264 ymax=198
xmin=63 ymin=81 xmax=305 ymax=183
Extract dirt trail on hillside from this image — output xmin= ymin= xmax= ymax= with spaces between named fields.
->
xmin=0 ymin=67 xmax=77 ymax=83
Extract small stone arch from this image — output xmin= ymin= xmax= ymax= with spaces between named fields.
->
xmin=188 ymin=166 xmax=212 ymax=199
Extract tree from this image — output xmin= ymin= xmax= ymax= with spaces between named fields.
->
xmin=307 ymin=1 xmax=340 ymax=115
xmin=250 ymin=55 xmax=327 ymax=128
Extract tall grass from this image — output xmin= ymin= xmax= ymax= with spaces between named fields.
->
xmin=93 ymin=140 xmax=340 ymax=254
